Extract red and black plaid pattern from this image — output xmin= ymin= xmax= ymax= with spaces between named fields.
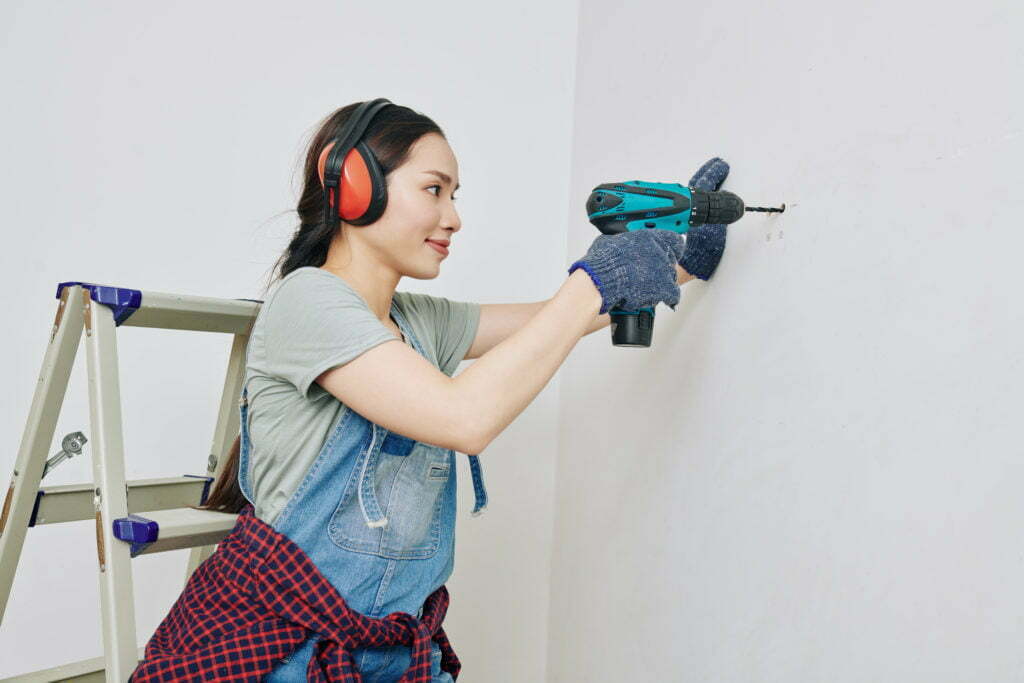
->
xmin=130 ymin=504 xmax=460 ymax=682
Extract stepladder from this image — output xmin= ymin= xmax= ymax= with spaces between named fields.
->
xmin=0 ymin=281 xmax=261 ymax=681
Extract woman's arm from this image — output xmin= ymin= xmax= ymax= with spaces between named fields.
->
xmin=315 ymin=270 xmax=598 ymax=454
xmin=453 ymin=269 xmax=601 ymax=452
xmin=465 ymin=303 xmax=607 ymax=360
xmin=314 ymin=264 xmax=694 ymax=455
xmin=465 ymin=264 xmax=695 ymax=358
xmin=455 ymin=263 xmax=695 ymax=452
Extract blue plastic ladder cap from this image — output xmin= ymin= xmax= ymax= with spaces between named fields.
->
xmin=56 ymin=281 xmax=142 ymax=326
xmin=112 ymin=514 xmax=159 ymax=543
xmin=112 ymin=513 xmax=159 ymax=557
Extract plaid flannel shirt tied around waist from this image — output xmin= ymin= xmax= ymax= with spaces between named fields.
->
xmin=130 ymin=504 xmax=460 ymax=682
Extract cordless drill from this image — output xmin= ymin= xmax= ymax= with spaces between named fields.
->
xmin=586 ymin=180 xmax=784 ymax=347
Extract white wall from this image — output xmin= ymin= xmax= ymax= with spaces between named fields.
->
xmin=0 ymin=2 xmax=578 ymax=679
xmin=549 ymin=0 xmax=1022 ymax=680
xmin=5 ymin=1 xmax=1019 ymax=680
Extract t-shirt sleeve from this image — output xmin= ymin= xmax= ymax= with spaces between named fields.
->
xmin=261 ymin=271 xmax=400 ymax=399
xmin=399 ymin=291 xmax=481 ymax=376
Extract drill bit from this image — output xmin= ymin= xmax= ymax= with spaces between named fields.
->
xmin=745 ymin=203 xmax=786 ymax=213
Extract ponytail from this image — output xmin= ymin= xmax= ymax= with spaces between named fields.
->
xmin=197 ymin=434 xmax=248 ymax=513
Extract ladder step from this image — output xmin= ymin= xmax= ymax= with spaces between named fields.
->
xmin=56 ymin=281 xmax=261 ymax=333
xmin=112 ymin=508 xmax=238 ymax=557
xmin=0 ymin=646 xmax=145 ymax=682
xmin=29 ymin=475 xmax=213 ymax=527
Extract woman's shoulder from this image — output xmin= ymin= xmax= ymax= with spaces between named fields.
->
xmin=392 ymin=290 xmax=441 ymax=326
xmin=393 ymin=288 xmax=449 ymax=311
xmin=275 ymin=265 xmax=350 ymax=291
xmin=250 ymin=269 xmax=364 ymax=344
xmin=393 ymin=289 xmax=477 ymax=320
xmin=263 ymin=267 xmax=363 ymax=309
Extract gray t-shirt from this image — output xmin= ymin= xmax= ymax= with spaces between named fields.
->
xmin=242 ymin=266 xmax=481 ymax=524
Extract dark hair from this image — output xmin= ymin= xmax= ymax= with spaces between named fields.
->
xmin=198 ymin=100 xmax=445 ymax=514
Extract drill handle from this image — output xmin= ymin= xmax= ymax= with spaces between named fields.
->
xmin=608 ymin=306 xmax=656 ymax=347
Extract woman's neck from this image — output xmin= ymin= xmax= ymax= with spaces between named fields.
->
xmin=319 ymin=234 xmax=402 ymax=322
xmin=317 ymin=264 xmax=399 ymax=322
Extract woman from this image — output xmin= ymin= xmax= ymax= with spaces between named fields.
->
xmin=131 ymin=99 xmax=728 ymax=682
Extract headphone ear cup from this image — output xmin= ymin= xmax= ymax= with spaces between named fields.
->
xmin=317 ymin=140 xmax=388 ymax=226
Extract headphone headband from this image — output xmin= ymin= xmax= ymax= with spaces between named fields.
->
xmin=322 ymin=98 xmax=392 ymax=186
xmin=321 ymin=98 xmax=393 ymax=230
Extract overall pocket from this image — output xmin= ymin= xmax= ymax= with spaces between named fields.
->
xmin=328 ymin=437 xmax=450 ymax=559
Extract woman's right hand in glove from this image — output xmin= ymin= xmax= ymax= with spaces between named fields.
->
xmin=568 ymin=229 xmax=687 ymax=315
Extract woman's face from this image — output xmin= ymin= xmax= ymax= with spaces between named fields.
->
xmin=357 ymin=132 xmax=461 ymax=280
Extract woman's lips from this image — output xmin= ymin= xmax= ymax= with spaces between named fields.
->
xmin=426 ymin=240 xmax=449 ymax=257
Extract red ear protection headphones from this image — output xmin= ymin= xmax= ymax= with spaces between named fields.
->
xmin=317 ymin=98 xmax=394 ymax=230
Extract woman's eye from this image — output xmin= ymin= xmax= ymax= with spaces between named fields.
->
xmin=427 ymin=185 xmax=458 ymax=201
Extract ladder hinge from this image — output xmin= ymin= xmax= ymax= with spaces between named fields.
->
xmin=0 ymin=483 xmax=14 ymax=536
xmin=94 ymin=510 xmax=105 ymax=572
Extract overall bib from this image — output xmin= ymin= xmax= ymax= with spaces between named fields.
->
xmin=237 ymin=303 xmax=488 ymax=681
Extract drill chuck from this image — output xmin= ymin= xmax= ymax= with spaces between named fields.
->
xmin=689 ymin=189 xmax=745 ymax=226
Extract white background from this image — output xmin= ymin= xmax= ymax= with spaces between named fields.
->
xmin=3 ymin=1 xmax=1022 ymax=681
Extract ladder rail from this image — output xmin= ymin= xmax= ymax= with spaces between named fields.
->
xmin=185 ymin=331 xmax=249 ymax=578
xmin=0 ymin=286 xmax=85 ymax=621
xmin=84 ymin=290 xmax=140 ymax=680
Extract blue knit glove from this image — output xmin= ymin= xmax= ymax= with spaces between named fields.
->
xmin=569 ymin=229 xmax=686 ymax=315
xmin=681 ymin=157 xmax=730 ymax=280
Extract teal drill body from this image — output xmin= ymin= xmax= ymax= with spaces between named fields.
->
xmin=586 ymin=180 xmax=747 ymax=237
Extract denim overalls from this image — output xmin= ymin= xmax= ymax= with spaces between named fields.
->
xmin=236 ymin=302 xmax=488 ymax=681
